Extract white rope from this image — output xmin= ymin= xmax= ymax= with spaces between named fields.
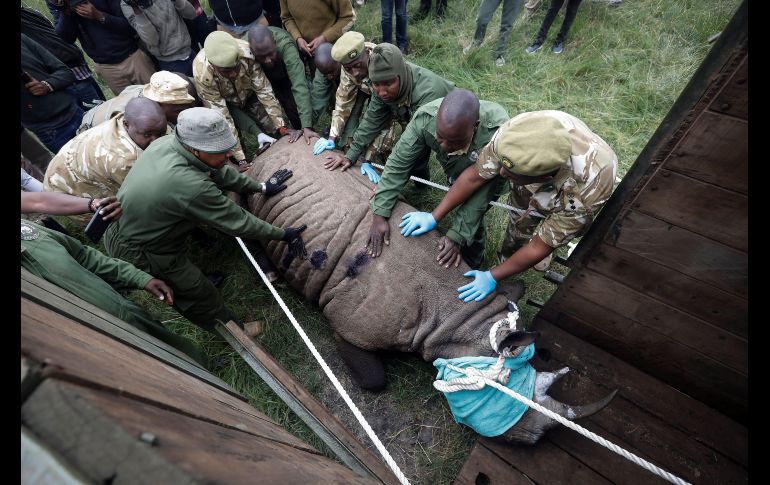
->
xmin=235 ymin=237 xmax=411 ymax=485
xmin=433 ymin=356 xmax=510 ymax=392
xmin=449 ymin=368 xmax=692 ymax=485
xmin=369 ymin=162 xmax=545 ymax=218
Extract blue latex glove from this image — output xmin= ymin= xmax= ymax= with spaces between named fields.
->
xmin=399 ymin=211 xmax=436 ymax=237
xmin=313 ymin=137 xmax=335 ymax=155
xmin=360 ymin=162 xmax=380 ymax=184
xmin=457 ymin=270 xmax=497 ymax=302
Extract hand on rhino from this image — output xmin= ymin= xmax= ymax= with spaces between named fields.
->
xmin=366 ymin=213 xmax=390 ymax=257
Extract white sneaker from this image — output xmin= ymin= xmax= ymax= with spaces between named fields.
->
xmin=495 ymin=56 xmax=505 ymax=67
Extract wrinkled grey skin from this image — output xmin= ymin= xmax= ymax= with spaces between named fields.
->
xmin=246 ymin=139 xmax=615 ymax=443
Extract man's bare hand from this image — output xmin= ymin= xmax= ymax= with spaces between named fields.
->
xmin=299 ymin=127 xmax=319 ymax=145
xmin=366 ymin=214 xmax=390 ymax=257
xmin=285 ymin=128 xmax=304 ymax=143
xmin=94 ymin=196 xmax=123 ymax=221
xmin=324 ymin=153 xmax=352 ymax=171
xmin=306 ymin=35 xmax=327 ymax=54
xmin=74 ymin=2 xmax=104 ymax=21
xmin=297 ymin=38 xmax=312 ymax=56
xmin=144 ymin=278 xmax=174 ymax=306
xmin=25 ymin=79 xmax=50 ymax=96
xmin=437 ymin=236 xmax=462 ymax=268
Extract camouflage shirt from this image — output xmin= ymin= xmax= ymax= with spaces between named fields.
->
xmin=329 ymin=42 xmax=376 ymax=139
xmin=77 ymin=84 xmax=144 ymax=134
xmin=44 ymin=112 xmax=161 ymax=199
xmin=475 ymin=110 xmax=618 ymax=248
xmin=192 ymin=39 xmax=285 ymax=160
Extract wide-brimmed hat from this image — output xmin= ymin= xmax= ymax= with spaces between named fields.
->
xmin=176 ymin=107 xmax=237 ymax=154
xmin=142 ymin=71 xmax=195 ymax=105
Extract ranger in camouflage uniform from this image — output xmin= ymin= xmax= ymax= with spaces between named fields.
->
xmin=322 ymin=41 xmax=455 ymax=178
xmin=192 ymin=31 xmax=303 ymax=163
xmin=313 ymin=32 xmax=396 ymax=161
xmin=43 ymin=98 xmax=168 ymax=217
xmin=369 ymin=90 xmax=510 ymax=269
xmin=400 ymin=109 xmax=617 ymax=302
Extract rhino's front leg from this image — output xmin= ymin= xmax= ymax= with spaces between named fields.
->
xmin=334 ymin=333 xmax=387 ymax=391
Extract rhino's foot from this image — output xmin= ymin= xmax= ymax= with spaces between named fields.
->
xmin=334 ymin=333 xmax=386 ymax=391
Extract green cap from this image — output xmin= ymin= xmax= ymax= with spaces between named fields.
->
xmin=331 ymin=31 xmax=365 ymax=64
xmin=497 ymin=114 xmax=572 ymax=176
xmin=368 ymin=43 xmax=405 ymax=83
xmin=204 ymin=31 xmax=240 ymax=68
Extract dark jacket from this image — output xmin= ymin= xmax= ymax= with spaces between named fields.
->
xmin=21 ymin=34 xmax=77 ymax=127
xmin=209 ymin=0 xmax=264 ymax=26
xmin=47 ymin=0 xmax=139 ymax=64
xmin=21 ymin=6 xmax=88 ymax=69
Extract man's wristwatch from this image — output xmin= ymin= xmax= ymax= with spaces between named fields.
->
xmin=277 ymin=126 xmax=288 ymax=137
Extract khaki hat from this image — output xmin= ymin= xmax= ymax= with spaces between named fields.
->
xmin=496 ymin=114 xmax=572 ymax=176
xmin=331 ymin=31 xmax=366 ymax=64
xmin=204 ymin=31 xmax=240 ymax=68
xmin=176 ymin=107 xmax=237 ymax=154
xmin=142 ymin=71 xmax=195 ymax=105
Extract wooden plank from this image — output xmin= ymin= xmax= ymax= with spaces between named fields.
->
xmin=453 ymin=442 xmax=534 ymax=485
xmin=21 ymin=268 xmax=237 ymax=398
xmin=25 ymin=380 xmax=376 ymax=484
xmin=585 ymin=244 xmax=747 ymax=338
xmin=634 ymin=169 xmax=747 ymax=252
xmin=539 ymin=299 xmax=747 ymax=423
xmin=23 ymin=380 xmax=198 ymax=484
xmin=559 ymin=268 xmax=746 ymax=374
xmin=611 ymin=210 xmax=747 ymax=298
xmin=465 ymin=327 xmax=748 ymax=485
xmin=710 ymin=55 xmax=748 ymax=120
xmin=530 ymin=317 xmax=747 ymax=466
xmin=217 ymin=321 xmax=400 ymax=485
xmin=663 ymin=111 xmax=747 ymax=194
xmin=533 ymin=315 xmax=748 ymax=467
xmin=481 ymin=438 xmax=614 ymax=484
xmin=21 ymin=298 xmax=318 ymax=454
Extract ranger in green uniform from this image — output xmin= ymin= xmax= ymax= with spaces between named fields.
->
xmin=366 ymin=90 xmax=509 ymax=269
xmin=21 ymin=216 xmax=203 ymax=364
xmin=323 ymin=43 xmax=455 ymax=182
xmin=248 ymin=25 xmax=318 ymax=137
xmin=104 ymin=107 xmax=308 ymax=331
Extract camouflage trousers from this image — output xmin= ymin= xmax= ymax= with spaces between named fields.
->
xmin=362 ymin=122 xmax=398 ymax=163
xmin=499 ymin=189 xmax=541 ymax=258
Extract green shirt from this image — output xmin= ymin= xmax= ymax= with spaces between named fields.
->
xmin=344 ymin=63 xmax=455 ymax=164
xmin=372 ymin=98 xmax=510 ymax=246
xmin=269 ymin=26 xmax=314 ymax=128
xmin=111 ymin=134 xmax=284 ymax=256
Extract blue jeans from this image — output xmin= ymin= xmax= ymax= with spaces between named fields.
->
xmin=380 ymin=0 xmax=408 ymax=50
xmin=66 ymin=77 xmax=106 ymax=111
xmin=31 ymin=106 xmax=84 ymax=154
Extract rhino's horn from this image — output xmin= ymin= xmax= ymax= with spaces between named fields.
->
xmin=560 ymin=389 xmax=618 ymax=420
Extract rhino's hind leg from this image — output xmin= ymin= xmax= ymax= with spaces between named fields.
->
xmin=334 ymin=333 xmax=387 ymax=391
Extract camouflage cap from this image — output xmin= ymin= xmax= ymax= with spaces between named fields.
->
xmin=331 ymin=31 xmax=366 ymax=64
xmin=204 ymin=31 xmax=240 ymax=68
xmin=142 ymin=71 xmax=195 ymax=105
xmin=496 ymin=114 xmax=572 ymax=176
xmin=176 ymin=107 xmax=237 ymax=154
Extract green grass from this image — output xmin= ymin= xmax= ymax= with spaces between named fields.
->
xmin=22 ymin=0 xmax=740 ymax=482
